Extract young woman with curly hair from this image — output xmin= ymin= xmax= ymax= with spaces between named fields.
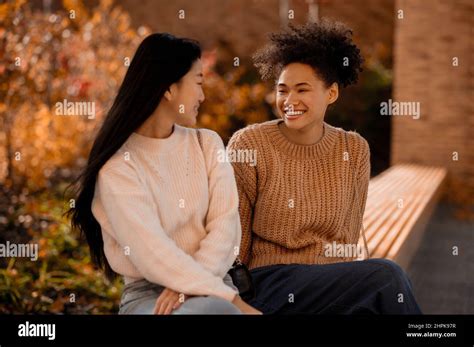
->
xmin=227 ymin=20 xmax=422 ymax=314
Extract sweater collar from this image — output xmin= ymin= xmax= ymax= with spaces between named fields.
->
xmin=126 ymin=124 xmax=186 ymax=154
xmin=264 ymin=119 xmax=339 ymax=159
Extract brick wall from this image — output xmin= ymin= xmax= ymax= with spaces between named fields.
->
xmin=391 ymin=0 xmax=474 ymax=206
xmin=116 ymin=0 xmax=394 ymax=66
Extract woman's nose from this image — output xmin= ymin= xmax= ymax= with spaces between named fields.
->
xmin=284 ymin=93 xmax=299 ymax=108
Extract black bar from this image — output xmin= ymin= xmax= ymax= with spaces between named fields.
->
xmin=0 ymin=314 xmax=473 ymax=345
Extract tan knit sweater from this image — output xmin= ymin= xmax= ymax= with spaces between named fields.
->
xmin=227 ymin=119 xmax=370 ymax=270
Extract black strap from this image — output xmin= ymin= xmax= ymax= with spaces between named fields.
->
xmin=196 ymin=128 xmax=203 ymax=151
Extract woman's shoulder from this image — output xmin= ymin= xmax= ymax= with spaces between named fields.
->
xmin=193 ymin=127 xmax=225 ymax=149
xmin=194 ymin=126 xmax=220 ymax=140
xmin=98 ymin=145 xmax=139 ymax=183
xmin=342 ymin=128 xmax=370 ymax=155
xmin=228 ymin=119 xmax=279 ymax=149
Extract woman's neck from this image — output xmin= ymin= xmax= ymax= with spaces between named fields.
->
xmin=278 ymin=119 xmax=325 ymax=145
xmin=135 ymin=109 xmax=175 ymax=139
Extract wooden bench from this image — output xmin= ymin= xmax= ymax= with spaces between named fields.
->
xmin=357 ymin=164 xmax=447 ymax=269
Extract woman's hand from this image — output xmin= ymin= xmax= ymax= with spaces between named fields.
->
xmin=231 ymin=295 xmax=263 ymax=315
xmin=153 ymin=288 xmax=186 ymax=315
xmin=154 ymin=290 xmax=261 ymax=315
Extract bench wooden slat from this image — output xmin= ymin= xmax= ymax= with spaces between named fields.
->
xmin=387 ymin=170 xmax=447 ymax=267
xmin=363 ymin=166 xmax=441 ymax=245
xmin=369 ymin=169 xmax=441 ymax=258
xmin=364 ymin=164 xmax=421 ymax=215
xmin=367 ymin=192 xmax=425 ymax=258
xmin=363 ymin=165 xmax=434 ymax=243
xmin=365 ymin=164 xmax=427 ymax=210
xmin=355 ymin=164 xmax=447 ymax=269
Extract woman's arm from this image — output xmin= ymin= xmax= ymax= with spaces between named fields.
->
xmin=95 ymin=163 xmax=237 ymax=302
xmin=192 ymin=130 xmax=242 ymax=278
xmin=348 ymin=134 xmax=371 ymax=246
xmin=227 ymin=129 xmax=258 ymax=266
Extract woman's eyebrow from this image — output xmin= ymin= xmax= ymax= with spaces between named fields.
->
xmin=277 ymin=82 xmax=311 ymax=88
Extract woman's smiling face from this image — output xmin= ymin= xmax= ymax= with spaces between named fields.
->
xmin=171 ymin=59 xmax=205 ymax=126
xmin=276 ymin=62 xmax=338 ymax=130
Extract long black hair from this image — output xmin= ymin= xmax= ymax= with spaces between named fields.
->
xmin=65 ymin=33 xmax=201 ymax=279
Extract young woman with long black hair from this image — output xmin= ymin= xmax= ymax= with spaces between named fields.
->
xmin=67 ymin=33 xmax=261 ymax=315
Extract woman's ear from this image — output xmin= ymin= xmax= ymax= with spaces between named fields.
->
xmin=164 ymin=83 xmax=177 ymax=102
xmin=327 ymin=82 xmax=339 ymax=105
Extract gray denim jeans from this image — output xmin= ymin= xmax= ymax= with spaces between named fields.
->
xmin=118 ymin=274 xmax=241 ymax=314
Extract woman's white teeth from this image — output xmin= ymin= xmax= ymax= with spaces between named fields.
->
xmin=285 ymin=110 xmax=305 ymax=116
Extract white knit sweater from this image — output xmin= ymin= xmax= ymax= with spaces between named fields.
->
xmin=91 ymin=124 xmax=241 ymax=302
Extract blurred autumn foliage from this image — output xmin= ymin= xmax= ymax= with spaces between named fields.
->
xmin=198 ymin=50 xmax=271 ymax=141
xmin=0 ymin=0 xmax=153 ymax=313
xmin=0 ymin=0 xmax=150 ymax=189
xmin=0 ymin=182 xmax=121 ymax=314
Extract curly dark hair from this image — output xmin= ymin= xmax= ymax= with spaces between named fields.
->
xmin=253 ymin=19 xmax=363 ymax=88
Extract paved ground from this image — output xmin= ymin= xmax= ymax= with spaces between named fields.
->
xmin=406 ymin=203 xmax=474 ymax=314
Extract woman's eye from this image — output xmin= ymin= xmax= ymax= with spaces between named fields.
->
xmin=277 ymin=90 xmax=286 ymax=94
xmin=298 ymin=89 xmax=309 ymax=93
